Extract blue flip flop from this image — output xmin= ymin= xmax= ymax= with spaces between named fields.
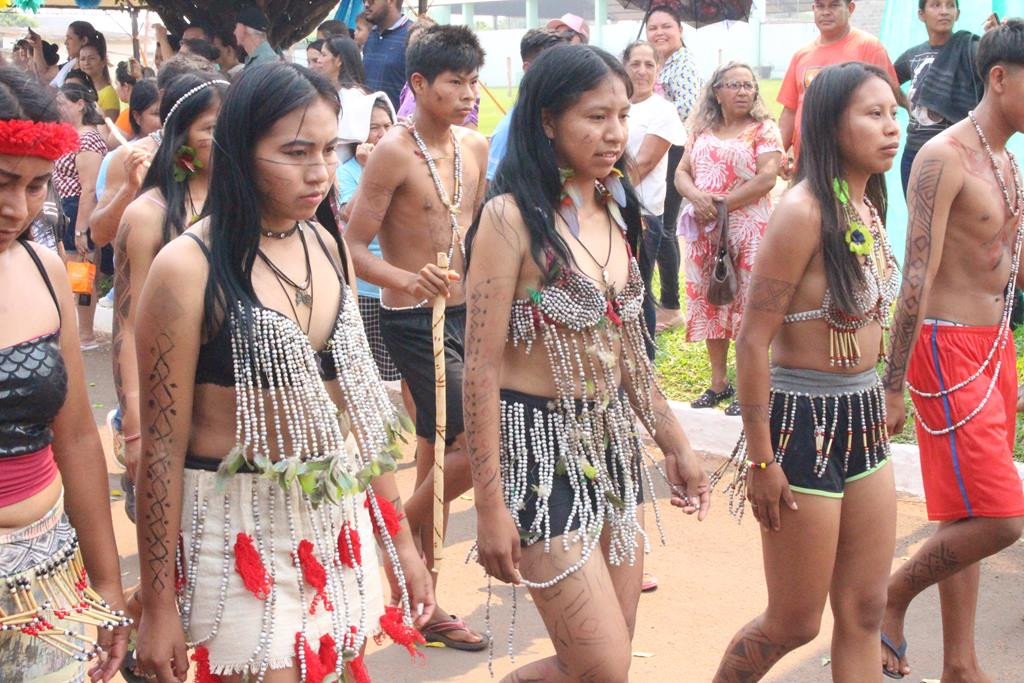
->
xmin=881 ymin=632 xmax=908 ymax=679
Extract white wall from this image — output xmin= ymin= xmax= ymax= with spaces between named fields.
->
xmin=474 ymin=19 xmax=820 ymax=89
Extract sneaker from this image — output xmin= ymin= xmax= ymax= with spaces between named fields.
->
xmin=98 ymin=291 xmax=114 ymax=309
xmin=107 ymin=409 xmax=125 ymax=468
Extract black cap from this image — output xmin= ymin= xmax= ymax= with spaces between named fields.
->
xmin=236 ymin=4 xmax=270 ymax=32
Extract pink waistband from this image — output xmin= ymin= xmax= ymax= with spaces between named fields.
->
xmin=0 ymin=446 xmax=58 ymax=509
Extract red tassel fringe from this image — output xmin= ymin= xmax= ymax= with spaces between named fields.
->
xmin=191 ymin=646 xmax=222 ymax=683
xmin=234 ymin=533 xmax=273 ymax=600
xmin=295 ymin=633 xmax=340 ymax=683
xmin=337 ymin=522 xmax=362 ymax=569
xmin=365 ymin=494 xmax=402 ymax=538
xmin=348 ymin=653 xmax=372 ymax=683
xmin=376 ymin=605 xmax=425 ymax=660
xmin=296 ymin=540 xmax=333 ymax=614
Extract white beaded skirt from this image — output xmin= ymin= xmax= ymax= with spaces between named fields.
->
xmin=178 ymin=467 xmax=385 ymax=676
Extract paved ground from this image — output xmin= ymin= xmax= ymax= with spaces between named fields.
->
xmin=80 ymin=341 xmax=1024 ymax=683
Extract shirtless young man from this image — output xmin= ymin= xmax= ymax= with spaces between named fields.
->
xmin=346 ymin=24 xmax=489 ymax=649
xmin=881 ymin=22 xmax=1024 ymax=682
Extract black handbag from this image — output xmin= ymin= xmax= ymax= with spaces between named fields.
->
xmin=706 ymin=201 xmax=738 ymax=307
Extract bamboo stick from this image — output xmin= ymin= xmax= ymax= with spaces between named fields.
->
xmin=431 ymin=252 xmax=449 ymax=573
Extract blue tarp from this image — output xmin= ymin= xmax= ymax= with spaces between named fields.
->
xmin=880 ymin=1 xmax=1024 ymax=262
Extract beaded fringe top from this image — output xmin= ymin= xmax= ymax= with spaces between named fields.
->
xmin=503 ymin=247 xmax=662 ymax=580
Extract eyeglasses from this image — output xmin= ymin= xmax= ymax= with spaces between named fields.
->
xmin=717 ymin=80 xmax=757 ymax=92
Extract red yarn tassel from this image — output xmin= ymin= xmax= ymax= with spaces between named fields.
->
xmin=337 ymin=522 xmax=362 ymax=569
xmin=296 ymin=540 xmax=333 ymax=614
xmin=295 ymin=633 xmax=328 ymax=683
xmin=191 ymin=646 xmax=222 ymax=683
xmin=318 ymin=634 xmax=338 ymax=674
xmin=234 ymin=533 xmax=273 ymax=600
xmin=347 ymin=653 xmax=372 ymax=683
xmin=376 ymin=605 xmax=425 ymax=660
xmin=365 ymin=494 xmax=402 ymax=538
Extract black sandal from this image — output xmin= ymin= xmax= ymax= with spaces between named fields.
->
xmin=691 ymin=384 xmax=734 ymax=409
xmin=724 ymin=399 xmax=742 ymax=416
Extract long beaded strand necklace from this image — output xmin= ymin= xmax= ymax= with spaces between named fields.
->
xmin=908 ymin=112 xmax=1024 ymax=435
xmin=408 ymin=125 xmax=465 ymax=307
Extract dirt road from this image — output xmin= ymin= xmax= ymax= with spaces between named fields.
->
xmin=81 ymin=345 xmax=1023 ymax=683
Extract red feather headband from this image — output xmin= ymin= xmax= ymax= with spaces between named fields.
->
xmin=0 ymin=119 xmax=80 ymax=161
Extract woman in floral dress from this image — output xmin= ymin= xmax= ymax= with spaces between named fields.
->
xmin=675 ymin=61 xmax=782 ymax=414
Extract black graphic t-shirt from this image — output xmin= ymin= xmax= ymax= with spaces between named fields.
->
xmin=895 ymin=42 xmax=951 ymax=153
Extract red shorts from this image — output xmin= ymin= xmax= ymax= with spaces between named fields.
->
xmin=909 ymin=323 xmax=1024 ymax=521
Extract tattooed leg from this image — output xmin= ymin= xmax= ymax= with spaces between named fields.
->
xmin=507 ymin=540 xmax=632 ymax=683
xmin=882 ymin=516 xmax=1023 ymax=677
xmin=715 ymin=493 xmax=842 ymax=682
xmin=713 ymin=621 xmax=790 ymax=683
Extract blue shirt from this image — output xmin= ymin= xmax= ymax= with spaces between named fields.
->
xmin=486 ymin=107 xmax=514 ymax=182
xmin=362 ymin=16 xmax=411 ymax=111
xmin=245 ymin=40 xmax=279 ymax=70
xmin=337 ymin=158 xmax=383 ymax=299
xmin=95 ymin=150 xmax=114 ymax=201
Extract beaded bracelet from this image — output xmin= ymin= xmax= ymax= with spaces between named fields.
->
xmin=745 ymin=460 xmax=770 ymax=470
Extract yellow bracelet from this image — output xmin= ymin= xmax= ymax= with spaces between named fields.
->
xmin=745 ymin=460 xmax=769 ymax=470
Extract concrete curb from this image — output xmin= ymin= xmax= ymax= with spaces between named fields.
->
xmin=668 ymin=400 xmax=1024 ymax=499
xmin=97 ymin=306 xmax=1024 ymax=499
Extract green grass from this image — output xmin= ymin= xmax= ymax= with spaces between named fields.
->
xmin=477 ymin=85 xmax=517 ymax=137
xmin=652 ymin=297 xmax=1024 ymax=461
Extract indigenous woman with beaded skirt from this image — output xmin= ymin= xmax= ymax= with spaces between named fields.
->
xmin=464 ymin=45 xmax=710 ymax=682
xmin=0 ymin=66 xmax=130 ymax=681
xmin=112 ymin=72 xmax=228 ymax=518
xmin=709 ymin=62 xmax=902 ymax=681
xmin=133 ymin=63 xmax=435 ymax=683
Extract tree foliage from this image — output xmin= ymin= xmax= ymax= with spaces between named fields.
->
xmin=145 ymin=0 xmax=335 ymax=49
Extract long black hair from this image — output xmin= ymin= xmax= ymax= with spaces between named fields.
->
xmin=127 ymin=79 xmax=159 ymax=136
xmin=141 ymin=72 xmax=227 ymax=246
xmin=795 ymin=61 xmax=891 ymax=315
xmin=204 ymin=62 xmax=340 ymax=330
xmin=469 ymin=44 xmax=644 ymax=281
xmin=323 ymin=36 xmax=365 ymax=88
xmin=60 ymin=82 xmax=104 ymax=126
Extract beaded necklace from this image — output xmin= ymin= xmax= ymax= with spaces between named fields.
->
xmin=408 ymin=124 xmax=465 ymax=308
xmin=908 ymin=113 xmax=1024 ymax=435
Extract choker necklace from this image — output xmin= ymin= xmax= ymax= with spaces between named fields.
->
xmin=261 ymin=222 xmax=300 ymax=240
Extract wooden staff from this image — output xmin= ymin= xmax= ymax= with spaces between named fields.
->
xmin=431 ymin=252 xmax=449 ymax=573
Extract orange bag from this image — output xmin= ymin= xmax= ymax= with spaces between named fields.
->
xmin=66 ymin=260 xmax=96 ymax=303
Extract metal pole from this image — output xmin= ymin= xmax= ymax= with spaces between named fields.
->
xmin=130 ymin=6 xmax=141 ymax=61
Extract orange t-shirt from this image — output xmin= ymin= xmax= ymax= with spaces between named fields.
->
xmin=778 ymin=28 xmax=898 ymax=159
xmin=115 ymin=107 xmax=133 ymax=136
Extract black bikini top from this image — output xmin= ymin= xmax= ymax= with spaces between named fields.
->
xmin=0 ymin=240 xmax=68 ymax=458
xmin=185 ymin=226 xmax=348 ymax=387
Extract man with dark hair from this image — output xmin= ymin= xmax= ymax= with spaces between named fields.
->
xmin=347 ymin=23 xmax=489 ymax=651
xmin=362 ymin=0 xmax=411 ymax=108
xmin=317 ymin=19 xmax=349 ymax=40
xmin=881 ymin=19 xmax=1024 ymax=681
xmin=485 ymin=27 xmax=571 ymax=183
xmin=778 ymin=0 xmax=897 ymax=166
xmin=211 ymin=30 xmax=245 ymax=79
xmin=179 ymin=38 xmax=220 ymax=63
xmin=181 ymin=22 xmax=210 ymax=42
xmin=894 ymin=0 xmax=987 ymax=195
xmin=234 ymin=4 xmax=278 ymax=70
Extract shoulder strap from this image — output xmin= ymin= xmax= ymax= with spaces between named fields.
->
xmin=183 ymin=232 xmax=213 ymax=261
xmin=305 ymin=221 xmax=348 ymax=284
xmin=19 ymin=239 xmax=61 ymax=323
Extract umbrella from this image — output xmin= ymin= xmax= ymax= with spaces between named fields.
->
xmin=620 ymin=0 xmax=754 ymax=29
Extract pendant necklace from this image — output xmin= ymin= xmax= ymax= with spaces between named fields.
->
xmin=258 ymin=223 xmax=314 ymax=309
